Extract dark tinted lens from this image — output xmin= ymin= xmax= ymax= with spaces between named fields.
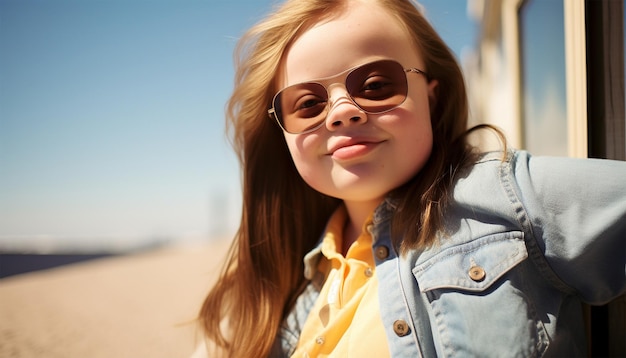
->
xmin=346 ymin=60 xmax=408 ymax=113
xmin=275 ymin=82 xmax=328 ymax=133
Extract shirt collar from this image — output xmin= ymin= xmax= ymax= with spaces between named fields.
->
xmin=303 ymin=204 xmax=377 ymax=283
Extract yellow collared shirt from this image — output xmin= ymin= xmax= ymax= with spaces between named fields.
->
xmin=292 ymin=206 xmax=390 ymax=358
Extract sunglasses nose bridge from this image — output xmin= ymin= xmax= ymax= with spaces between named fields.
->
xmin=324 ymin=86 xmax=368 ymax=131
xmin=326 ymin=82 xmax=358 ymax=111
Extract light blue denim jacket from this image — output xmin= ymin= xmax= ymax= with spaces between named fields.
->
xmin=272 ymin=150 xmax=626 ymax=357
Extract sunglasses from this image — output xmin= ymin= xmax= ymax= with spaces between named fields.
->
xmin=268 ymin=59 xmax=427 ymax=134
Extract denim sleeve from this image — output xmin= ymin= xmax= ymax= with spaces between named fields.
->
xmin=509 ymin=151 xmax=626 ymax=304
xmin=269 ymin=282 xmax=320 ymax=357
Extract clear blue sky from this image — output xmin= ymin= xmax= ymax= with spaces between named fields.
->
xmin=0 ymin=0 xmax=475 ymax=250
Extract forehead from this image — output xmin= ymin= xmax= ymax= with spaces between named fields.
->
xmin=280 ymin=1 xmax=422 ymax=87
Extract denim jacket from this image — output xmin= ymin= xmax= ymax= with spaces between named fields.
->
xmin=273 ymin=150 xmax=626 ymax=357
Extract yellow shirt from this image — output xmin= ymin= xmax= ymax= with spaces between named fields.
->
xmin=292 ymin=206 xmax=390 ymax=358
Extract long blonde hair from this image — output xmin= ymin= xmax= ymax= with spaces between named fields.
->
xmin=200 ymin=0 xmax=492 ymax=356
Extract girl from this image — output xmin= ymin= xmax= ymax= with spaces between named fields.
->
xmin=198 ymin=0 xmax=626 ymax=356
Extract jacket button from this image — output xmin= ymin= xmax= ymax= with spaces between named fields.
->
xmin=375 ymin=245 xmax=389 ymax=260
xmin=393 ymin=319 xmax=410 ymax=336
xmin=468 ymin=265 xmax=486 ymax=282
xmin=364 ymin=267 xmax=373 ymax=277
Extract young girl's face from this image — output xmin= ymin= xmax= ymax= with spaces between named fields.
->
xmin=278 ymin=0 xmax=437 ymax=209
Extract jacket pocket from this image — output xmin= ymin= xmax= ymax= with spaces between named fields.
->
xmin=412 ymin=231 xmax=549 ymax=357
xmin=414 ymin=231 xmax=527 ymax=293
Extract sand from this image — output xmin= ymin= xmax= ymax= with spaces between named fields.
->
xmin=0 ymin=239 xmax=231 ymax=358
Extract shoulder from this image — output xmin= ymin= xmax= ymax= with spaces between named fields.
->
xmin=456 ymin=149 xmax=626 ymax=200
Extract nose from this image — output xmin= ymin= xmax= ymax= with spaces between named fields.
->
xmin=325 ymin=87 xmax=367 ymax=131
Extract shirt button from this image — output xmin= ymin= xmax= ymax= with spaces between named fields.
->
xmin=375 ymin=245 xmax=390 ymax=260
xmin=393 ymin=319 xmax=410 ymax=337
xmin=315 ymin=336 xmax=325 ymax=345
xmin=364 ymin=267 xmax=373 ymax=277
xmin=469 ymin=265 xmax=486 ymax=282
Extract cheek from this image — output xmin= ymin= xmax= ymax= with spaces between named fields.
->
xmin=283 ymin=135 xmax=323 ymax=185
xmin=407 ymin=91 xmax=434 ymax=143
xmin=392 ymin=100 xmax=434 ymax=171
xmin=400 ymin=119 xmax=433 ymax=170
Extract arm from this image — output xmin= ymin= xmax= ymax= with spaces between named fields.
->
xmin=511 ymin=151 xmax=626 ymax=304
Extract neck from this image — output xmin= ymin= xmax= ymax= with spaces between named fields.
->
xmin=341 ymin=198 xmax=381 ymax=254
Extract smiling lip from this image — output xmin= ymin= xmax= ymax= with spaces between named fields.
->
xmin=328 ymin=138 xmax=384 ymax=161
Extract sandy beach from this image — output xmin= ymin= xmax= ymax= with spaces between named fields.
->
xmin=0 ymin=239 xmax=231 ymax=358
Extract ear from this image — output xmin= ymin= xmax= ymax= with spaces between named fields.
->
xmin=426 ymin=79 xmax=439 ymax=113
